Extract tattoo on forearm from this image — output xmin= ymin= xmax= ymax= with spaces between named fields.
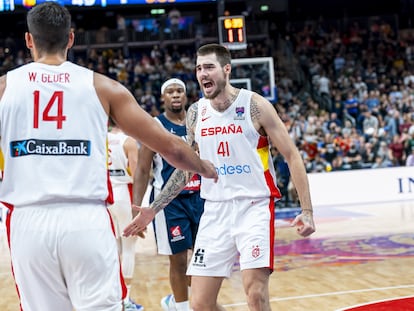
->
xmin=150 ymin=167 xmax=194 ymax=214
xmin=150 ymin=102 xmax=198 ymax=214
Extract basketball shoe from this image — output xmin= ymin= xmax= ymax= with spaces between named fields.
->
xmin=160 ymin=294 xmax=176 ymax=311
xmin=124 ymin=298 xmax=144 ymax=311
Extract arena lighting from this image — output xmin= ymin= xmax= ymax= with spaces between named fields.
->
xmin=260 ymin=4 xmax=268 ymax=11
xmin=150 ymin=8 xmax=165 ymax=14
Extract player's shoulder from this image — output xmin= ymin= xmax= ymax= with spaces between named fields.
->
xmin=250 ymin=91 xmax=275 ymax=113
xmin=250 ymin=90 xmax=270 ymax=104
xmin=93 ymin=70 xmax=123 ymax=90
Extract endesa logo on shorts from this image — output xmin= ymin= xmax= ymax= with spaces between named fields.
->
xmin=216 ymin=163 xmax=251 ymax=175
xmin=10 ymin=139 xmax=91 ymax=157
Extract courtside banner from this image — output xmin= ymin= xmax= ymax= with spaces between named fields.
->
xmin=308 ymin=166 xmax=414 ymax=207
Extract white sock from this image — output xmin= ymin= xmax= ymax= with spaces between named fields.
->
xmin=175 ymin=300 xmax=190 ymax=311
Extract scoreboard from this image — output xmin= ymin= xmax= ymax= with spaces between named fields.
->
xmin=0 ymin=0 xmax=215 ymax=10
xmin=218 ymin=15 xmax=247 ymax=50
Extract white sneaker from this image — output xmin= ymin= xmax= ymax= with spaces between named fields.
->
xmin=124 ymin=298 xmax=144 ymax=311
xmin=160 ymin=294 xmax=176 ymax=311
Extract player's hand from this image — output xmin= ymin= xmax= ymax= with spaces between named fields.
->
xmin=291 ymin=210 xmax=315 ymax=237
xmin=134 ymin=227 xmax=148 ymax=239
xmin=199 ymin=159 xmax=218 ymax=182
xmin=123 ymin=205 xmax=156 ymax=237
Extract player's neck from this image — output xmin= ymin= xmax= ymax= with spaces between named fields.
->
xmin=164 ymin=111 xmax=186 ymax=125
xmin=210 ymin=87 xmax=240 ymax=112
xmin=34 ymin=51 xmax=67 ymax=65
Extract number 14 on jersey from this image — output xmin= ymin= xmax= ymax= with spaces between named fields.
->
xmin=33 ymin=90 xmax=67 ymax=129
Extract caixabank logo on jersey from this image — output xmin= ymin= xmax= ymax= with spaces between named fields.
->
xmin=10 ymin=139 xmax=91 ymax=157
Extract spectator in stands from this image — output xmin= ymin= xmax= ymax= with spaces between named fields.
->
xmin=359 ymin=140 xmax=376 ymax=168
xmin=168 ymin=8 xmax=181 ymax=39
xmin=320 ymin=142 xmax=338 ymax=165
xmin=343 ymin=91 xmax=360 ymax=125
xmin=315 ymin=70 xmax=332 ymax=111
xmin=362 ymin=109 xmax=379 ymax=139
xmin=116 ymin=14 xmax=126 ymax=42
xmin=353 ymin=75 xmax=368 ymax=104
xmin=364 ymin=64 xmax=379 ymax=92
xmin=140 ymin=88 xmax=159 ymax=116
xmin=399 ymin=112 xmax=413 ymax=135
xmin=371 ymin=154 xmax=392 ymax=169
xmin=388 ymin=133 xmax=406 ymax=166
xmin=310 ymin=153 xmax=329 ymax=173
xmin=331 ymin=92 xmax=345 ymax=120
xmin=326 ymin=111 xmax=343 ymax=130
xmin=333 ymin=53 xmax=346 ymax=77
xmin=388 ymin=84 xmax=403 ymax=105
xmin=343 ymin=143 xmax=362 ymax=170
xmin=383 ymin=109 xmax=402 ymax=140
xmin=364 ymin=89 xmax=381 ymax=112
xmin=376 ymin=140 xmax=392 ymax=164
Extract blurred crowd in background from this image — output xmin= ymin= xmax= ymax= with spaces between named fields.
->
xmin=1 ymin=10 xmax=414 ymax=203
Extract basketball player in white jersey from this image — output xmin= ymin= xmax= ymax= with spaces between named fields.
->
xmin=124 ymin=43 xmax=316 ymax=311
xmin=0 ymin=3 xmax=217 ymax=311
xmin=108 ymin=118 xmax=143 ymax=311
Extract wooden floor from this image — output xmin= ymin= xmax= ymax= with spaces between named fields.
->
xmin=1 ymin=198 xmax=414 ymax=311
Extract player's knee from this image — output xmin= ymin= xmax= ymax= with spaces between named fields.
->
xmin=246 ymin=287 xmax=267 ymax=310
xmin=190 ymin=299 xmax=214 ymax=311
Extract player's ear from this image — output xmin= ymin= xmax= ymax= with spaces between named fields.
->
xmin=25 ymin=32 xmax=33 ymax=49
xmin=67 ymin=31 xmax=75 ymax=49
xmin=224 ymin=63 xmax=231 ymax=74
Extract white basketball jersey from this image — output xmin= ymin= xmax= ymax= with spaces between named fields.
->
xmin=195 ymin=89 xmax=280 ymax=201
xmin=0 ymin=61 xmax=110 ymax=206
xmin=108 ymin=131 xmax=133 ymax=185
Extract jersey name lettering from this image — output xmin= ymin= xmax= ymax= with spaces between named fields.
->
xmin=28 ymin=72 xmax=70 ymax=83
xmin=201 ymin=124 xmax=243 ymax=136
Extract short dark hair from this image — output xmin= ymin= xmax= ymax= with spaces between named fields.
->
xmin=27 ymin=2 xmax=72 ymax=54
xmin=197 ymin=43 xmax=231 ymax=67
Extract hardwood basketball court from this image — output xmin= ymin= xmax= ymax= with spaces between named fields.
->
xmin=1 ymin=198 xmax=413 ymax=310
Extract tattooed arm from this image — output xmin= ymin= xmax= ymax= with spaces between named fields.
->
xmin=123 ymin=102 xmax=201 ymax=236
xmin=149 ymin=169 xmax=193 ymax=213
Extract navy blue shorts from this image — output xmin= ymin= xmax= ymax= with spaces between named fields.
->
xmin=152 ymin=191 xmax=205 ymax=255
